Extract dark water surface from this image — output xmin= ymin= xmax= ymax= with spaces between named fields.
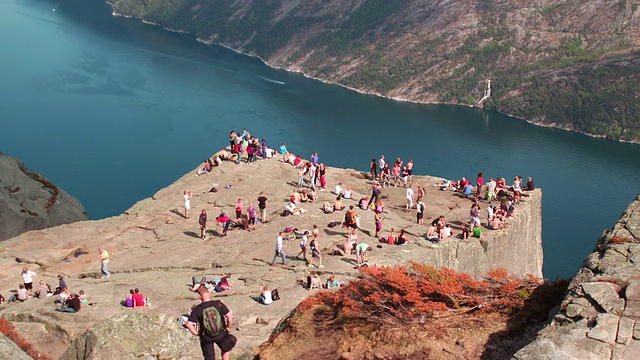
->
xmin=2 ymin=0 xmax=639 ymax=279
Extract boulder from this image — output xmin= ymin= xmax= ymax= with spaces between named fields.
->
xmin=586 ymin=313 xmax=619 ymax=345
xmin=581 ymin=282 xmax=625 ymax=315
xmin=0 ymin=154 xmax=87 ymax=241
xmin=59 ymin=312 xmax=196 ymax=360
xmin=0 ymin=333 xmax=32 ymax=360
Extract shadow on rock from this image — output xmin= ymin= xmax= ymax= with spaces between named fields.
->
xmin=480 ymin=279 xmax=568 ymax=360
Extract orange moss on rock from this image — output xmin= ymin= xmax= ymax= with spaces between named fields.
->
xmin=0 ymin=319 xmax=50 ymax=359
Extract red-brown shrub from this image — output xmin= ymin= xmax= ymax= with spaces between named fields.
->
xmin=311 ymin=264 xmax=543 ymax=326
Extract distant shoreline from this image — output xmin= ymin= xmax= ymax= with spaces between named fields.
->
xmin=109 ymin=9 xmax=639 ymax=146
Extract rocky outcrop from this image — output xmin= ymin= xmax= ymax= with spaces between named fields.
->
xmin=513 ymin=194 xmax=640 ymax=360
xmin=0 ymin=154 xmax=88 ymax=242
xmin=59 ymin=312 xmax=195 ymax=360
xmin=0 ymin=151 xmax=542 ymax=358
xmin=0 ymin=333 xmax=31 ymax=360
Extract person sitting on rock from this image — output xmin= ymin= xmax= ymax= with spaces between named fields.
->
xmin=490 ymin=215 xmax=504 ymax=230
xmin=56 ymin=293 xmax=81 ymax=313
xmin=307 ymin=188 xmax=317 ymax=202
xmin=335 ymin=183 xmax=344 ymax=198
xmin=358 ymin=196 xmax=369 ymax=210
xmin=308 ymin=273 xmax=322 ymax=291
xmin=12 ymin=284 xmax=29 ymax=302
xmin=472 ymin=222 xmax=484 ymax=239
xmin=326 ymin=275 xmax=341 ymax=289
xmin=258 ymin=284 xmax=272 ymax=305
xmin=300 ymin=189 xmax=309 ymax=203
xmin=78 ymin=290 xmax=88 ymax=304
xmin=461 ymin=223 xmax=469 ymax=240
xmin=375 ymin=199 xmax=384 ymax=213
xmin=439 ymin=224 xmax=452 ymax=240
xmin=333 ymin=197 xmax=345 ymax=212
xmin=343 ymin=186 xmax=352 ymax=199
xmin=525 ymin=176 xmax=535 ymax=191
xmin=426 ymin=225 xmax=439 ymax=240
xmin=55 ymin=275 xmax=67 ymax=295
xmin=382 ymin=228 xmax=396 ymax=245
xmin=397 ymin=229 xmax=409 ymax=245
xmin=35 ymin=280 xmax=49 ymax=299
xmin=132 ymin=288 xmax=148 ymax=308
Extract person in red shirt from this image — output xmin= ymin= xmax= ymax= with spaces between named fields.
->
xmin=216 ymin=213 xmax=232 ymax=237
xmin=476 ymin=172 xmax=484 ymax=197
xmin=132 ymin=288 xmax=147 ymax=308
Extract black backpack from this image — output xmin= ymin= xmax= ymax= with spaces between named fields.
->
xmin=345 ymin=212 xmax=354 ymax=224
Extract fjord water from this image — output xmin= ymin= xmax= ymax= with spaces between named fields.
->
xmin=2 ymin=0 xmax=639 ymax=279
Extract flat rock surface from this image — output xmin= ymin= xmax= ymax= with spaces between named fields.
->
xmin=0 ymin=152 xmax=542 ymax=359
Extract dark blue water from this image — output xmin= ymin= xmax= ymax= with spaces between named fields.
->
xmin=2 ymin=0 xmax=639 ymax=279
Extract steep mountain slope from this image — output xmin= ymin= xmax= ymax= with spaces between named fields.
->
xmin=0 ymin=154 xmax=88 ymax=241
xmin=110 ymin=0 xmax=640 ymax=141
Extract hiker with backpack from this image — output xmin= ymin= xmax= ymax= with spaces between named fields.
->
xmin=186 ymin=286 xmax=236 ymax=360
xmin=344 ymin=206 xmax=357 ymax=236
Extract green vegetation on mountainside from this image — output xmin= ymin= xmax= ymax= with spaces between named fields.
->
xmin=111 ymin=0 xmax=640 ymax=142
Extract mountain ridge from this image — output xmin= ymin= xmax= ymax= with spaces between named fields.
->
xmin=109 ymin=0 xmax=640 ymax=142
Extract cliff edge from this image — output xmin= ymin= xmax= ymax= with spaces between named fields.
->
xmin=514 ymin=194 xmax=640 ymax=360
xmin=0 ymin=154 xmax=88 ymax=242
xmin=0 ymin=151 xmax=542 ymax=358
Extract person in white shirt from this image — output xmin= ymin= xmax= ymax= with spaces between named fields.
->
xmin=21 ymin=267 xmax=36 ymax=296
xmin=259 ymin=284 xmax=273 ymax=305
xmin=335 ymin=183 xmax=344 ymax=198
xmin=264 ymin=147 xmax=275 ymax=158
xmin=405 ymin=185 xmax=415 ymax=212
xmin=343 ymin=186 xmax=352 ymax=199
xmin=271 ymin=232 xmax=287 ymax=266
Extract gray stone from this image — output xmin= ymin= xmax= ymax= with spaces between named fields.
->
xmin=558 ymin=336 xmax=613 ymax=360
xmin=511 ymin=339 xmax=575 ymax=360
xmin=0 ymin=333 xmax=32 ymax=360
xmin=617 ymin=317 xmax=635 ymax=345
xmin=612 ymin=339 xmax=640 ymax=360
xmin=587 ymin=313 xmax=620 ymax=344
xmin=634 ymin=320 xmax=640 ymax=340
xmin=59 ymin=312 xmax=196 ymax=360
xmin=582 ymin=282 xmax=625 ymax=314
xmin=0 ymin=154 xmax=88 ymax=241
xmin=624 ymin=281 xmax=640 ymax=300
xmin=624 ymin=300 xmax=640 ymax=319
xmin=565 ymin=304 xmax=584 ymax=318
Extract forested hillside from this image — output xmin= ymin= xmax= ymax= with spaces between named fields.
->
xmin=110 ymin=0 xmax=640 ymax=142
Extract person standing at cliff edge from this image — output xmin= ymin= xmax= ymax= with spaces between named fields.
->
xmin=98 ymin=247 xmax=110 ymax=279
xmin=186 ymin=286 xmax=235 ymax=360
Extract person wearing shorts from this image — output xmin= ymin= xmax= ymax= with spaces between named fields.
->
xmin=308 ymin=237 xmax=323 ymax=268
xmin=355 ymin=243 xmax=372 ymax=266
xmin=21 ymin=267 xmax=36 ymax=296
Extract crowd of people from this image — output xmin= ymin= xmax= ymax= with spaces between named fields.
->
xmin=1 ymin=128 xmax=538 ymax=360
